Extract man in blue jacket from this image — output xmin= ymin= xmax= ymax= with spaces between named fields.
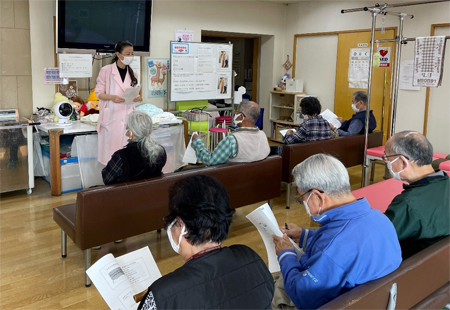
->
xmin=331 ymin=91 xmax=377 ymax=136
xmin=272 ymin=154 xmax=402 ymax=309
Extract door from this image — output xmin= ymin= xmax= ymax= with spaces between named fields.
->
xmin=334 ymin=30 xmax=396 ymax=143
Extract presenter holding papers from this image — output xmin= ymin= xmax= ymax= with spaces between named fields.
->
xmin=95 ymin=40 xmax=142 ymax=165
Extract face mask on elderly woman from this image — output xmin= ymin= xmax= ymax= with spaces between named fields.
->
xmin=167 ymin=219 xmax=188 ymax=254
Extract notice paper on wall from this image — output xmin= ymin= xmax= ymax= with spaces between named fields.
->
xmin=246 ymin=203 xmax=304 ymax=273
xmin=348 ymin=48 xmax=370 ymax=88
xmin=399 ymin=60 xmax=420 ymax=91
xmin=59 ymin=54 xmax=92 ymax=78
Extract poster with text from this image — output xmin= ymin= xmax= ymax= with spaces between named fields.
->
xmin=147 ymin=58 xmax=169 ymax=98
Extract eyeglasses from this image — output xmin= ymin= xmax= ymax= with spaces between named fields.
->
xmin=235 ymin=111 xmax=246 ymax=118
xmin=381 ymin=154 xmax=409 ymax=163
xmin=295 ymin=189 xmax=324 ymax=205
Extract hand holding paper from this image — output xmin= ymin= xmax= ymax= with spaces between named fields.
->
xmin=280 ymin=128 xmax=296 ymax=137
xmin=320 ymin=109 xmax=341 ymax=129
xmin=122 ymin=86 xmax=141 ymax=105
xmin=183 ymin=132 xmax=198 ymax=164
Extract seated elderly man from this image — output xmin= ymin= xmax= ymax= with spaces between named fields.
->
xmin=272 ymin=154 xmax=401 ymax=309
xmin=191 ymin=101 xmax=270 ymax=166
xmin=384 ymin=131 xmax=450 ymax=259
xmin=331 ymin=91 xmax=377 ymax=136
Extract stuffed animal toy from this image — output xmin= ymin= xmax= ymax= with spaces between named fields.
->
xmin=70 ymin=96 xmax=87 ymax=120
xmin=274 ymin=73 xmax=291 ymax=91
xmin=85 ymin=89 xmax=100 ymax=116
xmin=52 ymin=92 xmax=70 ymax=122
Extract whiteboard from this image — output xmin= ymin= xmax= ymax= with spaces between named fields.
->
xmin=169 ymin=41 xmax=233 ymax=102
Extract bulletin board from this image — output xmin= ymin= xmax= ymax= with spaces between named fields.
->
xmin=169 ymin=41 xmax=233 ymax=102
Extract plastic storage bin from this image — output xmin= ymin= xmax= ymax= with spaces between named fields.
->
xmin=42 ymin=151 xmax=82 ymax=193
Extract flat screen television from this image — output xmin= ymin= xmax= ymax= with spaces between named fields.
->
xmin=57 ymin=0 xmax=152 ymax=54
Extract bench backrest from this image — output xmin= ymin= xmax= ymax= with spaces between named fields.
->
xmin=319 ymin=236 xmax=450 ymax=309
xmin=281 ymin=131 xmax=383 ymax=183
xmin=75 ymin=155 xmax=283 ymax=249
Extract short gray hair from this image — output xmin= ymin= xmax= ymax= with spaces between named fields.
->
xmin=353 ymin=91 xmax=368 ymax=105
xmin=126 ymin=110 xmax=164 ymax=165
xmin=292 ymin=154 xmax=351 ymax=198
xmin=238 ymin=101 xmax=260 ymax=124
xmin=390 ymin=131 xmax=433 ymax=166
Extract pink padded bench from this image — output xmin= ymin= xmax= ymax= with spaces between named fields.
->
xmin=352 ymin=178 xmax=404 ymax=213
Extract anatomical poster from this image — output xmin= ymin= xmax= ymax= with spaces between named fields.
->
xmin=147 ymin=58 xmax=169 ymax=98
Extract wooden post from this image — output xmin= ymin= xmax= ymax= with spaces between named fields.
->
xmin=49 ymin=128 xmax=63 ymax=196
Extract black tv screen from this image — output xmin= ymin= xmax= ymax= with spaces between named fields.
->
xmin=57 ymin=0 xmax=152 ymax=53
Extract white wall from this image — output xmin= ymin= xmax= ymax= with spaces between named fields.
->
xmin=285 ymin=1 xmax=450 ymax=151
xmin=29 ymin=0 xmax=287 ymax=137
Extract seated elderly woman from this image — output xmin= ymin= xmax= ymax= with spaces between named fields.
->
xmin=283 ymin=97 xmax=331 ymax=144
xmin=102 ymin=110 xmax=167 ymax=185
xmin=138 ymin=175 xmax=274 ymax=309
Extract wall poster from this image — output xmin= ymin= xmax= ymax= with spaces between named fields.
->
xmin=147 ymin=58 xmax=169 ymax=98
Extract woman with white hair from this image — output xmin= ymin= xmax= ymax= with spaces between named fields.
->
xmin=102 ymin=110 xmax=166 ymax=185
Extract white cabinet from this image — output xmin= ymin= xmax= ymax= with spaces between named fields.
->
xmin=269 ymin=91 xmax=305 ymax=142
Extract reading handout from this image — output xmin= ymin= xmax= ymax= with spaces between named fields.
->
xmin=86 ymin=246 xmax=161 ymax=310
xmin=320 ymin=109 xmax=341 ymax=129
xmin=280 ymin=128 xmax=296 ymax=137
xmin=122 ymin=86 xmax=141 ymax=105
xmin=246 ymin=203 xmax=304 ymax=273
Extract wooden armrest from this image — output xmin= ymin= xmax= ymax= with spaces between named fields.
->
xmin=133 ymin=289 xmax=148 ymax=303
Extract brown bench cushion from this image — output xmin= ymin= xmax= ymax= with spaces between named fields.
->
xmin=54 ymin=155 xmax=282 ymax=250
xmin=281 ymin=131 xmax=383 ymax=183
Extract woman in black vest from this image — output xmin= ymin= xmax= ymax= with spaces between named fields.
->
xmin=138 ymin=175 xmax=274 ymax=310
xmin=102 ymin=110 xmax=166 ymax=185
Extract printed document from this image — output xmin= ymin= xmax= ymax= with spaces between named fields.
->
xmin=183 ymin=131 xmax=198 ymax=164
xmin=320 ymin=109 xmax=341 ymax=129
xmin=247 ymin=203 xmax=304 ymax=273
xmin=280 ymin=128 xmax=296 ymax=137
xmin=86 ymin=246 xmax=161 ymax=310
xmin=122 ymin=86 xmax=141 ymax=105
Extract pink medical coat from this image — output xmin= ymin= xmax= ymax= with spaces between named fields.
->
xmin=95 ymin=63 xmax=138 ymax=165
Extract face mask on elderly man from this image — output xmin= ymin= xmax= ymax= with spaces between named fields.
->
xmin=233 ymin=113 xmax=244 ymax=126
xmin=386 ymin=156 xmax=408 ymax=181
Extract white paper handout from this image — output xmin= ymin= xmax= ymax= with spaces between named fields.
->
xmin=320 ymin=109 xmax=341 ymax=129
xmin=183 ymin=131 xmax=198 ymax=164
xmin=246 ymin=203 xmax=304 ymax=273
xmin=122 ymin=86 xmax=141 ymax=104
xmin=280 ymin=128 xmax=296 ymax=137
xmin=86 ymin=246 xmax=161 ymax=310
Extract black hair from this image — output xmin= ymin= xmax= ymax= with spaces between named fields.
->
xmin=353 ymin=91 xmax=368 ymax=105
xmin=164 ymin=175 xmax=235 ymax=246
xmin=300 ymin=97 xmax=322 ymax=116
xmin=112 ymin=40 xmax=138 ymax=86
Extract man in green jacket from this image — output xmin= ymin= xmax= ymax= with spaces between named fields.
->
xmin=383 ymin=131 xmax=449 ymax=259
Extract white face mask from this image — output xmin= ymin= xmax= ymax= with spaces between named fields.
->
xmin=303 ymin=115 xmax=309 ymax=120
xmin=386 ymin=156 xmax=408 ymax=181
xmin=167 ymin=219 xmax=187 ymax=254
xmin=121 ymin=55 xmax=134 ymax=66
xmin=351 ymin=103 xmax=359 ymax=113
xmin=303 ymin=192 xmax=313 ymax=217
xmin=233 ymin=113 xmax=244 ymax=126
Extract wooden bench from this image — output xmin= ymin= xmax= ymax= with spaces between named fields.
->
xmin=275 ymin=131 xmax=383 ymax=208
xmin=319 ymin=236 xmax=450 ymax=309
xmin=53 ymin=155 xmax=282 ymax=286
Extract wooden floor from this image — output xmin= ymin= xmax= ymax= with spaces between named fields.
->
xmin=0 ymin=164 xmax=388 ymax=310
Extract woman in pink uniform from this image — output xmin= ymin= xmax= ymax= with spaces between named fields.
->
xmin=95 ymin=40 xmax=141 ymax=165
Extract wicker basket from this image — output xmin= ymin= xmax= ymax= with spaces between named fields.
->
xmin=182 ymin=110 xmax=210 ymax=122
